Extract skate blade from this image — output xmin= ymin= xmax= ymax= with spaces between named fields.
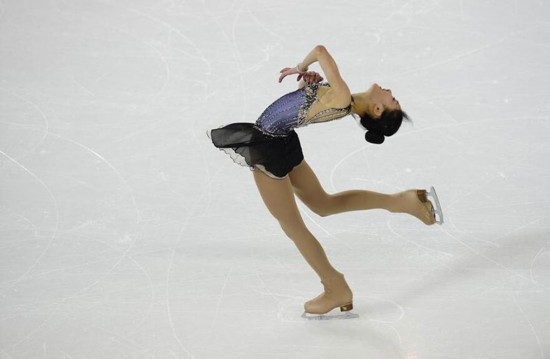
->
xmin=301 ymin=311 xmax=359 ymax=320
xmin=427 ymin=186 xmax=444 ymax=225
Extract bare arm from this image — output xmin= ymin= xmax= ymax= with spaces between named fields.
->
xmin=298 ymin=45 xmax=351 ymax=98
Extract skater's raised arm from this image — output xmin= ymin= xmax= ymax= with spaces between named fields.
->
xmin=300 ymin=46 xmax=346 ymax=86
xmin=280 ymin=45 xmax=351 ymax=103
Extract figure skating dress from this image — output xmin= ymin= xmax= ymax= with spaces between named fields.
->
xmin=207 ymin=82 xmax=352 ymax=179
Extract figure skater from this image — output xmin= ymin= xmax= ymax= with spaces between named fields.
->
xmin=207 ymin=45 xmax=443 ymax=319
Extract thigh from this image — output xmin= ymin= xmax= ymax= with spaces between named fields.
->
xmin=288 ymin=160 xmax=331 ymax=208
xmin=252 ymin=169 xmax=305 ymax=227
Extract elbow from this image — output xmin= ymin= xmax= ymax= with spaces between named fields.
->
xmin=315 ymin=45 xmax=327 ymax=54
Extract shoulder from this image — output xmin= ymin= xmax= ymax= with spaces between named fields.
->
xmin=316 ymin=82 xmax=352 ymax=109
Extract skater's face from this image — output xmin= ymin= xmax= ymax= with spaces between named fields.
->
xmin=367 ymin=83 xmax=401 ymax=118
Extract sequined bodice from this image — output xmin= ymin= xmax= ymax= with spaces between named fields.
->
xmin=255 ymin=83 xmax=352 ymax=135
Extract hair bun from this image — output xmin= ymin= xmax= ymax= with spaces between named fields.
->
xmin=365 ymin=131 xmax=385 ymax=144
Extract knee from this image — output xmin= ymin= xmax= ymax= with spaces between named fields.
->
xmin=309 ymin=194 xmax=333 ymax=217
xmin=314 ymin=208 xmax=331 ymax=217
xmin=278 ymin=218 xmax=308 ymax=239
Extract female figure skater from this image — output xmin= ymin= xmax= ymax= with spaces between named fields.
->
xmin=207 ymin=45 xmax=443 ymax=318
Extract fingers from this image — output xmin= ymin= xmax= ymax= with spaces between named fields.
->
xmin=301 ymin=71 xmax=324 ymax=84
xmin=278 ymin=68 xmax=324 ymax=84
xmin=279 ymin=67 xmax=295 ymax=83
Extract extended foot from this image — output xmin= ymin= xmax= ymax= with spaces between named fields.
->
xmin=396 ymin=190 xmax=436 ymax=225
xmin=304 ymin=272 xmax=353 ymax=315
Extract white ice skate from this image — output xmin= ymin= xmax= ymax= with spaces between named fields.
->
xmin=301 ymin=302 xmax=359 ymax=320
xmin=427 ymin=186 xmax=444 ymax=225
xmin=301 ymin=310 xmax=359 ymax=320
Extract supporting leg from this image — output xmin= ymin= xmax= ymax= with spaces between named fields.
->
xmin=252 ymin=169 xmax=354 ymax=315
xmin=252 ymin=169 xmax=338 ymax=280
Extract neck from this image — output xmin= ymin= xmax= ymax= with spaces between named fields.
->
xmin=351 ymin=92 xmax=374 ymax=117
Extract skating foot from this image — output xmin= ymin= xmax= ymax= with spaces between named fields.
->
xmin=397 ymin=189 xmax=437 ymax=225
xmin=304 ymin=273 xmax=354 ymax=316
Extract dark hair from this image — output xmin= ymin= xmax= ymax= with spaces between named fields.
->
xmin=359 ymin=109 xmax=410 ymax=144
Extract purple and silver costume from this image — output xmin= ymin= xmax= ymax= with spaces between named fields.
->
xmin=207 ymin=82 xmax=352 ymax=179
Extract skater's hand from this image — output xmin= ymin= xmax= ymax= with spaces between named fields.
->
xmin=301 ymin=71 xmax=324 ymax=84
xmin=278 ymin=66 xmax=305 ymax=83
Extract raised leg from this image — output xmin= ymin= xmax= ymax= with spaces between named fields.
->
xmin=288 ymin=161 xmax=435 ymax=224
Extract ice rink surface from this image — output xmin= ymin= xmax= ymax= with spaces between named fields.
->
xmin=1 ymin=0 xmax=550 ymax=358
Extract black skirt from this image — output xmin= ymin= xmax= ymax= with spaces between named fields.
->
xmin=207 ymin=122 xmax=304 ymax=179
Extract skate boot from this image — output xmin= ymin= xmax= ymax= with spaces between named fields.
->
xmin=400 ymin=187 xmax=443 ymax=225
xmin=416 ymin=187 xmax=444 ymax=225
xmin=302 ymin=272 xmax=358 ymax=320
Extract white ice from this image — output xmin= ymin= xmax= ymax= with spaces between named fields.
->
xmin=1 ymin=0 xmax=549 ymax=358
